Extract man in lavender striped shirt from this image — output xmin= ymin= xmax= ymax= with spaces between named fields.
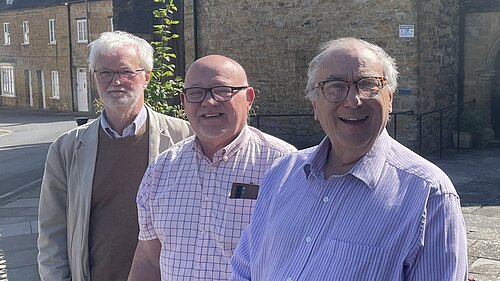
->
xmin=231 ymin=38 xmax=468 ymax=280
xmin=127 ymin=55 xmax=296 ymax=281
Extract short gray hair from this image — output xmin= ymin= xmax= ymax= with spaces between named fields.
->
xmin=88 ymin=31 xmax=154 ymax=71
xmin=305 ymin=37 xmax=399 ymax=100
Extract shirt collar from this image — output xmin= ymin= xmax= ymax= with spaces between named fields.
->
xmin=192 ymin=126 xmax=251 ymax=165
xmin=100 ymin=106 xmax=147 ymax=138
xmin=302 ymin=129 xmax=392 ymax=189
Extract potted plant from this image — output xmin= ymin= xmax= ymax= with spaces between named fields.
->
xmin=452 ymin=112 xmax=486 ymax=148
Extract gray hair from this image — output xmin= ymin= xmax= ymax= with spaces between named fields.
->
xmin=305 ymin=37 xmax=399 ymax=100
xmin=88 ymin=31 xmax=154 ymax=71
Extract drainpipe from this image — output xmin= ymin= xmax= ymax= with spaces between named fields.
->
xmin=193 ymin=0 xmax=199 ymax=59
xmin=457 ymin=0 xmax=465 ymax=113
xmin=456 ymin=0 xmax=465 ymax=150
xmin=65 ymin=2 xmax=76 ymax=111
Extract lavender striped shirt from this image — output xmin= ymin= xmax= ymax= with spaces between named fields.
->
xmin=231 ymin=129 xmax=468 ymax=281
xmin=137 ymin=126 xmax=296 ymax=280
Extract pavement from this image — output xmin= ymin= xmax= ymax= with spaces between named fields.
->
xmin=0 ymin=144 xmax=499 ymax=281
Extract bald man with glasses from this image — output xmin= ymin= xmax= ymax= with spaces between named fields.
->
xmin=128 ymin=55 xmax=296 ymax=281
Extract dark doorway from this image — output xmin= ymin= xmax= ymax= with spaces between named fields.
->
xmin=493 ymin=52 xmax=500 ymax=138
xmin=36 ymin=70 xmax=44 ymax=109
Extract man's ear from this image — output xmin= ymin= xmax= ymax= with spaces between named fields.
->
xmin=246 ymin=87 xmax=255 ymax=107
xmin=180 ymin=92 xmax=186 ymax=105
xmin=144 ymin=71 xmax=151 ymax=88
xmin=387 ymin=90 xmax=393 ymax=113
xmin=312 ymin=98 xmax=318 ymax=120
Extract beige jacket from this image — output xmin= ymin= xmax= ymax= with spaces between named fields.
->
xmin=37 ymin=107 xmax=192 ymax=281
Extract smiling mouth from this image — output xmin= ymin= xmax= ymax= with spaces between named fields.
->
xmin=202 ymin=113 xmax=223 ymax=118
xmin=339 ymin=116 xmax=368 ymax=123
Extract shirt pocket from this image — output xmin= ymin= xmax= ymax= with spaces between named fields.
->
xmin=315 ymin=239 xmax=385 ymax=280
xmin=213 ymin=197 xmax=255 ymax=258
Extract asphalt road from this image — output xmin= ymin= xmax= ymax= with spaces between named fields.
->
xmin=0 ymin=109 xmax=86 ymax=199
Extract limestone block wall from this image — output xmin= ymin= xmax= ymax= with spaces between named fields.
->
xmin=183 ymin=0 xmax=459 ymax=150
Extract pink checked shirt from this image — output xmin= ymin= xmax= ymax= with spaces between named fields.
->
xmin=137 ymin=126 xmax=296 ymax=280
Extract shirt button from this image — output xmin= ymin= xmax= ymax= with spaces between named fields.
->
xmin=205 ymin=196 xmax=210 ymax=201
xmin=305 ymin=236 xmax=312 ymax=243
xmin=223 ymin=155 xmax=229 ymax=161
xmin=322 ymin=196 xmax=329 ymax=203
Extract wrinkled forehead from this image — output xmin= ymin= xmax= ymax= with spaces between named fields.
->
xmin=318 ymin=46 xmax=383 ymax=81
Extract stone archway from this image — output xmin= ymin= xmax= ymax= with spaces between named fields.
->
xmin=484 ymin=35 xmax=500 ymax=138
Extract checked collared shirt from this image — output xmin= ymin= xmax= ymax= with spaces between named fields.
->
xmin=137 ymin=126 xmax=296 ymax=280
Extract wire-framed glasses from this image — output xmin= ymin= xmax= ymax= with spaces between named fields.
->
xmin=94 ymin=69 xmax=145 ymax=83
xmin=183 ymin=86 xmax=249 ymax=103
xmin=315 ymin=76 xmax=387 ymax=102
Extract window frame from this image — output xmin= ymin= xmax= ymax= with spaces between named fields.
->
xmin=48 ymin=19 xmax=56 ymax=44
xmin=22 ymin=20 xmax=29 ymax=45
xmin=3 ymin=22 xmax=10 ymax=45
xmin=76 ymin=19 xmax=88 ymax=43
xmin=1 ymin=64 xmax=16 ymax=97
xmin=109 ymin=17 xmax=114 ymax=32
xmin=51 ymin=71 xmax=60 ymax=99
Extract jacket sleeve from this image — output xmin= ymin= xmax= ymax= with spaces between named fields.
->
xmin=37 ymin=143 xmax=71 ymax=281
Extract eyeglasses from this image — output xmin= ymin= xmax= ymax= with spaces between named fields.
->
xmin=182 ymin=86 xmax=249 ymax=103
xmin=94 ymin=69 xmax=145 ymax=83
xmin=315 ymin=76 xmax=387 ymax=102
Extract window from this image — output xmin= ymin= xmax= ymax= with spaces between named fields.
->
xmin=77 ymin=19 xmax=87 ymax=43
xmin=1 ymin=64 xmax=15 ymax=97
xmin=3 ymin=22 xmax=9 ymax=45
xmin=48 ymin=19 xmax=56 ymax=44
xmin=22 ymin=21 xmax=29 ymax=44
xmin=110 ymin=17 xmax=114 ymax=32
xmin=51 ymin=71 xmax=60 ymax=99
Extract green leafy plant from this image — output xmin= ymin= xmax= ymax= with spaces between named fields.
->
xmin=145 ymin=0 xmax=185 ymax=118
xmin=459 ymin=112 xmax=486 ymax=136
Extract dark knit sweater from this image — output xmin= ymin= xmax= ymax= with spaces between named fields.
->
xmin=88 ymin=123 xmax=149 ymax=281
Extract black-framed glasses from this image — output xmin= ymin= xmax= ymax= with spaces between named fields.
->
xmin=182 ymin=86 xmax=249 ymax=103
xmin=94 ymin=69 xmax=145 ymax=83
xmin=315 ymin=77 xmax=387 ymax=102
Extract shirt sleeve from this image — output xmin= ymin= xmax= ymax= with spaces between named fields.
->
xmin=405 ymin=192 xmax=468 ymax=280
xmin=137 ymin=163 xmax=159 ymax=241
xmin=230 ymin=225 xmax=252 ymax=281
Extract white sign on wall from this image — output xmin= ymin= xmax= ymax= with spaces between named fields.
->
xmin=399 ymin=25 xmax=415 ymax=38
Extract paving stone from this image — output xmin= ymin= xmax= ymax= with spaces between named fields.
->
xmin=470 ymin=258 xmax=500 ymax=276
xmin=0 ymin=264 xmax=40 ymax=281
xmin=469 ymin=239 xmax=500 ymax=260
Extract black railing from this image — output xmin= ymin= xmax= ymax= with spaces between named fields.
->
xmin=251 ymin=99 xmax=477 ymax=158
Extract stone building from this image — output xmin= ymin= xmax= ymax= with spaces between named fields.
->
xmin=178 ymin=0 xmax=500 ymax=150
xmin=0 ymin=0 xmax=113 ymax=112
xmin=463 ymin=0 xmax=500 ymax=138
xmin=2 ymin=0 xmax=499 ymax=150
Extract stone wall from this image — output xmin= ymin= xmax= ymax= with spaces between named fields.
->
xmin=183 ymin=0 xmax=459 ymax=151
xmin=463 ymin=11 xmax=500 ymax=117
xmin=0 ymin=1 xmax=112 ymax=112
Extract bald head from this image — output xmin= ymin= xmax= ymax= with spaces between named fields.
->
xmin=185 ymin=55 xmax=249 ymax=88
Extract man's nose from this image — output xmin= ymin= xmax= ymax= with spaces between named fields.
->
xmin=201 ymin=91 xmax=217 ymax=105
xmin=343 ymin=84 xmax=362 ymax=108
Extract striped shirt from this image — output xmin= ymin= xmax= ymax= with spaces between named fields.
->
xmin=100 ymin=106 xmax=147 ymax=138
xmin=231 ymin=129 xmax=468 ymax=281
xmin=137 ymin=126 xmax=297 ymax=280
